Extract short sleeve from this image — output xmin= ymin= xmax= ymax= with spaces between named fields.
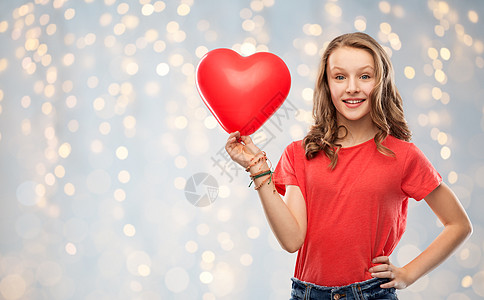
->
xmin=272 ymin=142 xmax=299 ymax=196
xmin=401 ymin=143 xmax=442 ymax=201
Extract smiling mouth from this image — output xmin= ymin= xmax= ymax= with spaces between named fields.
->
xmin=343 ymin=99 xmax=365 ymax=104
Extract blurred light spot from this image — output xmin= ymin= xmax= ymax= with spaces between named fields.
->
xmin=440 ymin=48 xmax=451 ymax=60
xmin=45 ymin=173 xmax=55 ymax=186
xmin=185 ymin=240 xmax=198 ymax=253
xmin=428 ymin=47 xmax=438 ymax=59
xmin=380 ymin=22 xmax=392 ymax=34
xmin=67 ymin=120 xmax=79 ymax=132
xmin=65 ymin=243 xmax=77 ymax=255
xmin=165 ymin=267 xmax=189 ymax=293
xmin=55 ymin=165 xmax=65 ymax=178
xmin=117 ymin=2 xmax=129 ymax=14
xmin=247 ymin=226 xmax=260 ymax=239
xmin=125 ymin=61 xmax=139 ymax=75
xmin=461 ymin=275 xmax=472 ymax=288
xmin=64 ymin=182 xmax=76 ymax=196
xmin=197 ymin=223 xmax=210 ymax=235
xmin=0 ymin=274 xmax=26 ymax=299
xmin=200 ymin=271 xmax=213 ymax=284
xmin=177 ymin=4 xmax=190 ymax=16
xmin=354 ymin=16 xmax=366 ymax=31
xmin=325 ymin=3 xmax=342 ymax=17
xmin=434 ymin=69 xmax=446 ymax=83
xmin=242 ymin=19 xmax=255 ymax=32
xmin=204 ymin=115 xmax=217 ymax=129
xmin=142 ymin=4 xmax=154 ymax=16
xmin=175 ymin=116 xmax=188 ymax=129
xmin=64 ymin=8 xmax=75 ymax=20
xmin=240 ymin=253 xmax=253 ymax=266
xmin=437 ymin=132 xmax=448 ymax=145
xmin=250 ymin=0 xmax=264 ymax=12
xmin=114 ymin=188 xmax=126 ymax=202
xmin=0 ymin=21 xmax=8 ymax=33
xmin=217 ymin=208 xmax=231 ymax=222
xmin=123 ymin=224 xmax=136 ymax=237
xmin=379 ymin=1 xmax=391 ymax=13
xmin=154 ymin=40 xmax=167 ymax=53
xmin=472 ymin=271 xmax=484 ymax=297
xmin=241 ymin=42 xmax=256 ymax=56
xmin=138 ymin=264 xmax=150 ymax=277
xmin=304 ymin=42 xmax=318 ymax=56
xmin=113 ymin=23 xmax=126 ymax=35
xmin=66 ymin=95 xmax=77 ymax=108
xmin=441 ymin=146 xmax=451 ymax=160
xmin=302 ymin=88 xmax=313 ymax=101
xmin=202 ymin=251 xmax=215 ymax=263
xmin=99 ymin=13 xmax=112 ymax=26
xmin=174 ymin=156 xmax=187 ymax=169
xmin=432 ymin=87 xmax=442 ymax=100
xmin=87 ymin=76 xmax=99 ymax=88
xmin=404 ymin=66 xmax=415 ymax=79
xmin=58 ymin=142 xmax=72 ymax=158
xmin=448 ymin=171 xmax=458 ymax=184
xmin=90 ymin=139 xmax=103 ymax=153
xmin=0 ymin=58 xmax=8 ymax=73
xmin=174 ymin=177 xmax=186 ymax=190
xmin=127 ymin=250 xmax=151 ymax=277
xmin=21 ymin=119 xmax=31 ymax=135
xmin=99 ymin=122 xmax=111 ymax=135
xmin=118 ymin=170 xmax=130 ymax=183
xmin=116 ymin=146 xmax=129 ymax=160
xmin=468 ymin=10 xmax=478 ymax=23
xmin=156 ymin=62 xmax=169 ymax=76
xmin=153 ymin=1 xmax=166 ymax=12
xmin=123 ymin=115 xmax=136 ymax=129
xmin=93 ymin=97 xmax=105 ymax=111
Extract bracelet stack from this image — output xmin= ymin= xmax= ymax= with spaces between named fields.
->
xmin=246 ymin=151 xmax=276 ymax=193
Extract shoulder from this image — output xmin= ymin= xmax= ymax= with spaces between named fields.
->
xmin=383 ymin=135 xmax=414 ymax=152
xmin=286 ymin=140 xmax=305 ymax=155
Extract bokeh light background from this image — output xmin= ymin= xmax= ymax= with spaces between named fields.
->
xmin=0 ymin=0 xmax=483 ymax=299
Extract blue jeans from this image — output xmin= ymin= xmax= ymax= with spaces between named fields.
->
xmin=290 ymin=277 xmax=398 ymax=300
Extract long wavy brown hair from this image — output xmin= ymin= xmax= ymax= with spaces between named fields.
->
xmin=303 ymin=32 xmax=411 ymax=169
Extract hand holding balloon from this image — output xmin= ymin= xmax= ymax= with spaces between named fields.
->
xmin=196 ymin=48 xmax=291 ymax=136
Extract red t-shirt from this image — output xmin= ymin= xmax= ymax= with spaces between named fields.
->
xmin=272 ymin=136 xmax=442 ymax=286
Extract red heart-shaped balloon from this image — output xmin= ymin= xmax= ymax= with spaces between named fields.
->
xmin=196 ymin=48 xmax=291 ymax=135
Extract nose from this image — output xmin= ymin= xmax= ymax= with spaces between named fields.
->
xmin=346 ymin=77 xmax=360 ymax=94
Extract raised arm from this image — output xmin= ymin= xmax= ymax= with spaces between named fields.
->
xmin=225 ymin=131 xmax=307 ymax=253
xmin=370 ymin=182 xmax=472 ymax=289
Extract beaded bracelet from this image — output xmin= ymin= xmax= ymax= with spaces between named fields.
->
xmin=248 ymin=169 xmax=272 ymax=187
xmin=245 ymin=151 xmax=267 ymax=172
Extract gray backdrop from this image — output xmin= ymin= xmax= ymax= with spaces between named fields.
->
xmin=0 ymin=0 xmax=483 ymax=299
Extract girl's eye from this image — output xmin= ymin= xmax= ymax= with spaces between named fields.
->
xmin=361 ymin=74 xmax=371 ymax=79
xmin=335 ymin=75 xmax=345 ymax=80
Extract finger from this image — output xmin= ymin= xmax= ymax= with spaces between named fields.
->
xmin=369 ymin=264 xmax=391 ymax=273
xmin=371 ymin=271 xmax=394 ymax=279
xmin=380 ymin=280 xmax=396 ymax=289
xmin=372 ymin=256 xmax=390 ymax=264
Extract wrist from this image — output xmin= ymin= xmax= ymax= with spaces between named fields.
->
xmin=245 ymin=151 xmax=267 ymax=172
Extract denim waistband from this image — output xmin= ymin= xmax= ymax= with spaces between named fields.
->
xmin=290 ymin=277 xmax=397 ymax=300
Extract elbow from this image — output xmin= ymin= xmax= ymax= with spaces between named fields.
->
xmin=281 ymin=238 xmax=305 ymax=253
xmin=464 ymin=219 xmax=473 ymax=239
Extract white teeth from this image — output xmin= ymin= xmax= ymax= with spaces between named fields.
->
xmin=345 ymin=99 xmax=364 ymax=104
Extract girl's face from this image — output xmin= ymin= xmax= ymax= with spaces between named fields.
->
xmin=326 ymin=46 xmax=376 ymax=125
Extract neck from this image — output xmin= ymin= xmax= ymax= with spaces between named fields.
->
xmin=336 ymin=115 xmax=379 ymax=147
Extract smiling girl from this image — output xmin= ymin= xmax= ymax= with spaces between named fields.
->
xmin=225 ymin=32 xmax=472 ymax=300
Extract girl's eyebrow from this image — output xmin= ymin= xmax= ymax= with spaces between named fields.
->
xmin=330 ymin=65 xmax=375 ymax=72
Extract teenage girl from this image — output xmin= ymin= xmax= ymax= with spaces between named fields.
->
xmin=225 ymin=32 xmax=472 ymax=299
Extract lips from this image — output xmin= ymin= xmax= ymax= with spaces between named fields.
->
xmin=342 ymin=98 xmax=365 ymax=108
